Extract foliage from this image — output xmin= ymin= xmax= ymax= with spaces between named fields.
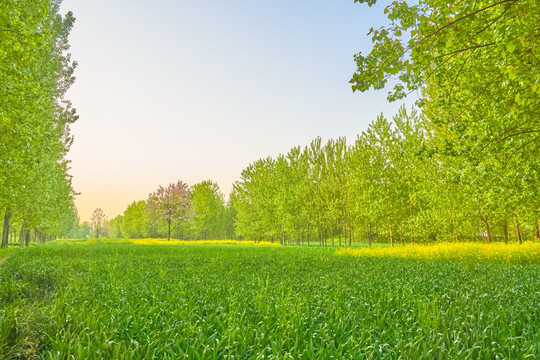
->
xmin=66 ymin=220 xmax=90 ymax=239
xmin=1 ymin=244 xmax=540 ymax=358
xmin=185 ymin=181 xmax=231 ymax=240
xmin=120 ymin=201 xmax=151 ymax=238
xmin=108 ymin=215 xmax=123 ymax=238
xmin=348 ymin=0 xmax=540 ymax=245
xmin=232 ymin=105 xmax=539 ymax=245
xmin=145 ymin=181 xmax=193 ymax=241
xmin=0 ymin=0 xmax=78 ymax=246
xmin=109 ymin=182 xmax=236 ymax=241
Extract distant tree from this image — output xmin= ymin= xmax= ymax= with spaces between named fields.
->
xmin=80 ymin=222 xmax=91 ymax=238
xmin=189 ymin=181 xmax=227 ymax=239
xmin=108 ymin=215 xmax=123 ymax=238
xmin=121 ymin=201 xmax=150 ymax=238
xmin=223 ymin=201 xmax=237 ymax=239
xmin=146 ymin=181 xmax=193 ymax=241
xmin=68 ymin=220 xmax=91 ymax=239
xmin=90 ymin=208 xmax=107 ymax=238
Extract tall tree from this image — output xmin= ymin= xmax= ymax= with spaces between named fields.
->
xmin=0 ymin=0 xmax=78 ymax=246
xmin=350 ymin=0 xmax=540 ymax=241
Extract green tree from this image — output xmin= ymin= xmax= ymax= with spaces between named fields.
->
xmin=108 ymin=215 xmax=123 ymax=238
xmin=189 ymin=181 xmax=227 ymax=239
xmin=121 ymin=201 xmax=150 ymax=239
xmin=0 ymin=0 xmax=78 ymax=247
xmin=350 ymin=0 xmax=540 ymax=242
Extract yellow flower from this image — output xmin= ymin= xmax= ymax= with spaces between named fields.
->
xmin=336 ymin=242 xmax=540 ymax=264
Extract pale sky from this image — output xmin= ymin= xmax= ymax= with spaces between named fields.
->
xmin=60 ymin=0 xmax=413 ymax=221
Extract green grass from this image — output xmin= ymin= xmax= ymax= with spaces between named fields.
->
xmin=1 ymin=244 xmax=540 ymax=359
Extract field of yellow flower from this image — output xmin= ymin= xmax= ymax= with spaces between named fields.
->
xmin=336 ymin=241 xmax=540 ymax=264
xmin=54 ymin=238 xmax=281 ymax=246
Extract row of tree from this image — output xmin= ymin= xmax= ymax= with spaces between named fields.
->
xmin=92 ymin=181 xmax=236 ymax=241
xmin=0 ymin=0 xmax=78 ymax=247
xmin=231 ymin=107 xmax=538 ymax=245
xmin=231 ymin=0 xmax=539 ymax=245
xmin=7 ymin=1 xmax=536 ymax=247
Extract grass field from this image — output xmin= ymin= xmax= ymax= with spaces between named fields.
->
xmin=1 ymin=242 xmax=540 ymax=359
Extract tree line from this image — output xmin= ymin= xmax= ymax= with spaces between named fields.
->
xmin=86 ymin=104 xmax=537 ymax=245
xmin=3 ymin=1 xmax=538 ymax=246
xmin=76 ymin=180 xmax=236 ymax=241
xmin=231 ymin=107 xmax=538 ymax=245
xmin=0 ymin=0 xmax=78 ymax=248
xmin=71 ymin=0 xmax=539 ymax=245
xmin=231 ymin=0 xmax=539 ymax=245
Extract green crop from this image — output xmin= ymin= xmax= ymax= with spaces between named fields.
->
xmin=1 ymin=244 xmax=539 ymax=359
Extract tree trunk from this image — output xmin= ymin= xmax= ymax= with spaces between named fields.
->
xmin=409 ymin=200 xmax=414 ymax=244
xmin=1 ymin=210 xmax=11 ymax=248
xmin=513 ymin=213 xmax=522 ymax=244
xmin=452 ymin=212 xmax=459 ymax=242
xmin=502 ymin=217 xmax=509 ymax=244
xmin=19 ymin=219 xmax=27 ymax=246
xmin=482 ymin=214 xmax=492 ymax=243
xmin=25 ymin=230 xmax=30 ymax=247
xmin=10 ymin=223 xmax=16 ymax=244
xmin=167 ymin=218 xmax=171 ymax=241
xmin=387 ymin=216 xmax=393 ymax=247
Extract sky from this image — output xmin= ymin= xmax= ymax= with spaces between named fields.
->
xmin=59 ymin=0 xmax=413 ymax=222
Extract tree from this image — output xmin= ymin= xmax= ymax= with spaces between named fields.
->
xmin=146 ymin=181 xmax=193 ymax=241
xmin=350 ymin=0 xmax=539 ymax=177
xmin=189 ymin=181 xmax=227 ymax=240
xmin=90 ymin=208 xmax=107 ymax=238
xmin=108 ymin=215 xmax=123 ymax=238
xmin=0 ymin=0 xmax=78 ymax=246
xmin=121 ymin=201 xmax=150 ymax=238
xmin=350 ymin=0 xmax=539 ymax=242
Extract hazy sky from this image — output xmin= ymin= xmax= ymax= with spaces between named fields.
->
xmin=59 ymin=0 xmax=412 ymax=221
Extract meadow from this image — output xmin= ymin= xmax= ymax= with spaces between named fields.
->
xmin=1 ymin=242 xmax=540 ymax=359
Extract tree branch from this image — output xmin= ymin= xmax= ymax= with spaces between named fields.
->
xmin=432 ymin=42 xmax=496 ymax=60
